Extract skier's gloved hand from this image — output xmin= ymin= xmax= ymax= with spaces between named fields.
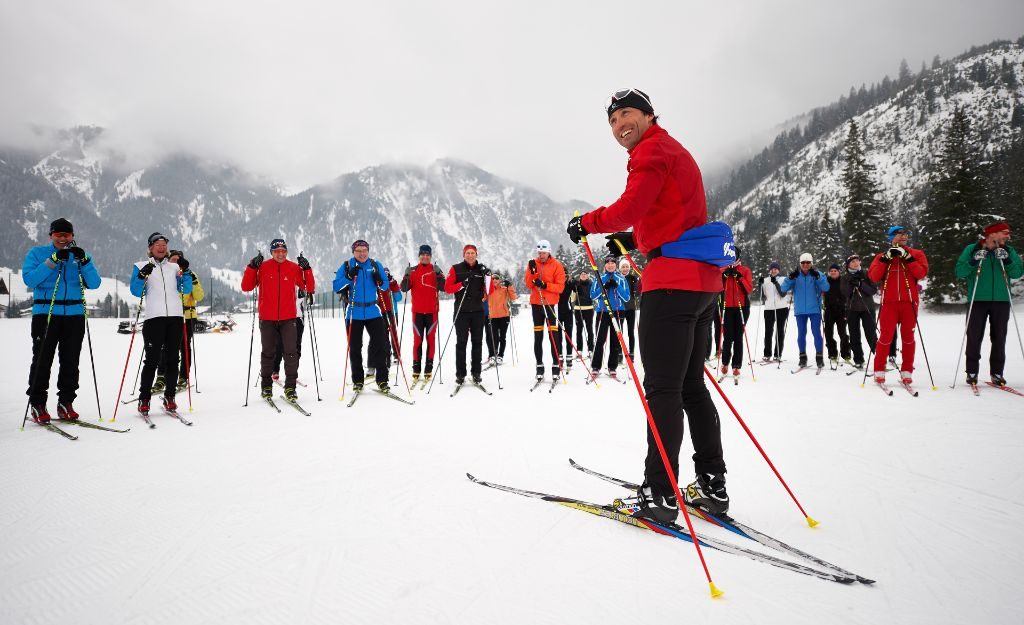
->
xmin=69 ymin=246 xmax=88 ymax=263
xmin=533 ymin=278 xmax=547 ymax=289
xmin=995 ymin=247 xmax=1009 ymax=262
xmin=370 ymin=264 xmax=384 ymax=287
xmin=502 ymin=279 xmax=511 ymax=288
xmin=849 ymin=277 xmax=862 ymax=288
xmin=770 ymin=275 xmax=779 ymax=284
xmin=345 ymin=262 xmax=359 ymax=280
xmin=808 ymin=268 xmax=820 ymax=279
xmin=971 ymin=248 xmax=987 ymax=264
xmin=176 ymin=257 xmax=190 ymax=271
xmin=788 ymin=270 xmax=799 ymax=280
xmin=884 ymin=246 xmax=905 ymax=260
xmin=606 ymin=231 xmax=635 ymax=256
xmin=51 ymin=248 xmax=71 ymax=263
xmin=566 ymin=215 xmax=588 ymax=244
xmin=297 ymin=254 xmax=311 ymax=271
xmin=473 ymin=264 xmax=490 ymax=276
xmin=138 ymin=262 xmax=156 ymax=279
xmin=603 ymin=278 xmax=616 ymax=290
xmin=723 ymin=267 xmax=739 ymax=278
xmin=249 ymin=253 xmax=264 ymax=270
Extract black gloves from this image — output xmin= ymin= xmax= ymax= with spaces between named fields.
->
xmin=566 ymin=215 xmax=588 ymax=244
xmin=788 ymin=270 xmax=798 ymax=280
xmin=849 ymin=278 xmax=862 ymax=288
xmin=187 ymin=269 xmax=198 ymax=282
xmin=770 ymin=275 xmax=778 ymax=284
xmin=808 ymin=268 xmax=820 ymax=279
xmin=297 ymin=254 xmax=311 ymax=271
xmin=471 ymin=263 xmax=490 ymax=276
xmin=177 ymin=257 xmax=190 ymax=271
xmin=69 ymin=246 xmax=87 ymax=262
xmin=606 ymin=231 xmax=635 ymax=256
xmin=370 ymin=264 xmax=384 ymax=287
xmin=502 ymin=279 xmax=511 ymax=288
xmin=249 ymin=253 xmax=264 ymax=270
xmin=603 ymin=278 xmax=616 ymax=290
xmin=138 ymin=262 xmax=156 ymax=279
xmin=345 ymin=262 xmax=359 ymax=280
xmin=723 ymin=267 xmax=739 ymax=278
xmin=533 ymin=278 xmax=547 ymax=289
xmin=884 ymin=246 xmax=905 ymax=260
xmin=51 ymin=248 xmax=71 ymax=262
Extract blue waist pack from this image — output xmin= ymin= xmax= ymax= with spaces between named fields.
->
xmin=649 ymin=221 xmax=736 ymax=267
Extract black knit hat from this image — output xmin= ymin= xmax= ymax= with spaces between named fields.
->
xmin=829 ymin=263 xmax=841 ymax=271
xmin=606 ymin=89 xmax=655 ymax=119
xmin=352 ymin=239 xmax=369 ymax=251
xmin=148 ymin=232 xmax=169 ymax=246
xmin=49 ymin=218 xmax=73 ymax=234
xmin=418 ymin=244 xmax=432 ymax=256
xmin=270 ymin=238 xmax=287 ymax=251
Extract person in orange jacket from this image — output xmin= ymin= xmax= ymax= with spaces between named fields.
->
xmin=485 ymin=272 xmax=518 ymax=365
xmin=867 ymin=226 xmax=929 ymax=385
xmin=524 ymin=240 xmax=566 ymax=380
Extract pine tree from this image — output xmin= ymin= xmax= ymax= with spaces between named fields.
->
xmin=816 ymin=204 xmax=844 ymax=267
xmin=841 ymin=120 xmax=889 ymax=257
xmin=920 ymin=107 xmax=990 ymax=305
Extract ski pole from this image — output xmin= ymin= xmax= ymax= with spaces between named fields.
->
xmin=951 ymin=257 xmax=984 ymax=388
xmin=244 ymin=274 xmax=259 ymax=407
xmin=128 ymin=344 xmax=144 ymax=396
xmin=535 ymin=288 xmax=566 ymax=383
xmin=734 ymin=279 xmax=756 ymax=381
xmin=386 ymin=290 xmax=414 ymax=397
xmin=541 ymin=299 xmax=599 ymax=387
xmin=180 ymin=273 xmax=193 ymax=411
xmin=579 ymin=233 xmax=720 ymax=597
xmin=428 ymin=273 xmax=470 ymax=395
xmin=21 ymin=262 xmax=63 ymax=430
xmin=998 ymin=257 xmax=1024 ymax=360
xmin=190 ymin=320 xmax=200 ymax=393
xmin=340 ymin=273 xmax=357 ymax=400
xmin=394 ymin=266 xmax=410 ymax=381
xmin=485 ymin=314 xmax=503 ymax=390
xmin=77 ymin=265 xmax=103 ymax=421
xmin=617 ymin=247 xmax=819 ymax=530
xmin=111 ymin=287 xmax=146 ymax=422
xmin=754 ymin=278 xmax=763 ymax=362
xmin=777 ymin=299 xmax=792 ymax=370
xmin=298 ymin=256 xmax=322 ymax=401
xmin=860 ymin=264 xmax=891 ymax=388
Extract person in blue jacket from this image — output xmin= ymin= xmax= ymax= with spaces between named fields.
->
xmin=22 ymin=218 xmax=101 ymax=424
xmin=779 ymin=252 xmax=830 ymax=369
xmin=333 ymin=239 xmax=391 ymax=392
xmin=589 ymin=255 xmax=631 ymax=379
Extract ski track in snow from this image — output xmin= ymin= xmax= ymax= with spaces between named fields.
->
xmin=1 ymin=309 xmax=1022 ymax=624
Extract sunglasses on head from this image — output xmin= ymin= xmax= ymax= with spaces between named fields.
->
xmin=605 ymin=88 xmax=653 ymax=111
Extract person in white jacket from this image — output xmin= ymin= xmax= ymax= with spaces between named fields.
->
xmin=129 ymin=232 xmax=193 ymax=414
xmin=758 ymin=261 xmax=791 ymax=362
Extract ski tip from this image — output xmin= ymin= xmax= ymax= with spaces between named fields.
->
xmin=806 ymin=516 xmax=820 ymax=528
xmin=466 ymin=473 xmax=477 ymax=481
xmin=709 ymin=582 xmax=724 ymax=598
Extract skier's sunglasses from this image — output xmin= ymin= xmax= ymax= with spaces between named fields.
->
xmin=605 ymin=88 xmax=653 ymax=111
xmin=800 ymin=261 xmax=812 ymax=265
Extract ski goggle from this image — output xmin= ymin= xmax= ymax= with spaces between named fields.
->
xmin=605 ymin=88 xmax=653 ymax=111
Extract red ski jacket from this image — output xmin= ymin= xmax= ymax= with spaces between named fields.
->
xmin=378 ymin=278 xmax=402 ymax=313
xmin=581 ymin=124 xmax=722 ymax=294
xmin=241 ymin=260 xmax=315 ymax=321
xmin=401 ymin=263 xmax=444 ymax=314
xmin=867 ymin=246 xmax=928 ymax=305
xmin=722 ymin=263 xmax=753 ymax=307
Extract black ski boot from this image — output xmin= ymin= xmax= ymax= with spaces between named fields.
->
xmin=535 ymin=365 xmax=544 ymax=381
xmin=965 ymin=372 xmax=978 ymax=385
xmin=991 ymin=373 xmax=1007 ymax=387
xmin=683 ymin=473 xmax=730 ymax=515
xmin=284 ymin=386 xmax=298 ymax=402
xmin=152 ymin=375 xmax=166 ymax=393
xmin=261 ymin=386 xmax=273 ymax=399
xmin=631 ymin=482 xmax=679 ymax=524
xmin=815 ymin=353 xmax=825 ymax=369
xmin=799 ymin=352 xmax=808 ymax=367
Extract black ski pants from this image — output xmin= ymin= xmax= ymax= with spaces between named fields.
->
xmin=824 ymin=307 xmax=851 ymax=360
xmin=720 ymin=306 xmax=747 ymax=370
xmin=622 ymin=309 xmax=636 ymax=356
xmin=489 ymin=317 xmax=510 ymax=358
xmin=159 ymin=317 xmax=198 ymax=381
xmin=346 ymin=316 xmax=388 ymax=384
xmin=966 ymin=301 xmax=1010 ymax=376
xmin=455 ymin=310 xmax=486 ymax=380
xmin=705 ymin=301 xmax=723 ymax=359
xmin=591 ymin=311 xmax=622 ymax=371
xmin=260 ymin=319 xmax=299 ymax=388
xmin=847 ymin=309 xmax=877 ymax=366
xmin=559 ymin=300 xmax=574 ymax=360
xmin=640 ymin=290 xmax=725 ymax=497
xmin=763 ymin=307 xmax=788 ymax=359
xmin=531 ymin=304 xmax=561 ymax=369
xmin=141 ymin=316 xmax=184 ymax=401
xmin=574 ymin=307 xmax=594 ymax=352
xmin=27 ymin=314 xmax=85 ymax=406
xmin=273 ymin=317 xmax=304 ymax=374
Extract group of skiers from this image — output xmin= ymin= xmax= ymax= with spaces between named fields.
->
xmin=19 ymin=88 xmax=1023 ymax=533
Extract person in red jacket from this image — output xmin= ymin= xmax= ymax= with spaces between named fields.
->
xmin=867 ymin=226 xmax=929 ymax=385
xmin=240 ymin=238 xmax=315 ymax=401
xmin=720 ymin=250 xmax=753 ymax=378
xmin=375 ymin=268 xmax=403 ymax=375
xmin=566 ymin=89 xmax=729 ymax=522
xmin=400 ymin=244 xmax=446 ymax=383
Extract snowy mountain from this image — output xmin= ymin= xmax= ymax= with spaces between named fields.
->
xmin=0 ymin=128 xmax=589 ymax=289
xmin=715 ymin=39 xmax=1024 ymax=260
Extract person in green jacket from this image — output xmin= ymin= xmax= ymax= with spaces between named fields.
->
xmin=955 ymin=221 xmax=1023 ymax=386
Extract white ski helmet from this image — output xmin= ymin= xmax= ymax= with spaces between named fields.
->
xmin=799 ymin=252 xmax=813 ymax=264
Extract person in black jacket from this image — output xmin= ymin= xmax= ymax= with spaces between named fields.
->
xmin=838 ymin=254 xmax=877 ymax=370
xmin=443 ymin=245 xmax=489 ymax=385
xmin=571 ymin=271 xmax=595 ymax=355
xmin=823 ymin=263 xmax=852 ymax=366
xmin=558 ymin=276 xmax=575 ymax=371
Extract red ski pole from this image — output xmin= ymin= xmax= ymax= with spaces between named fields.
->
xmin=615 ymin=244 xmax=818 ymax=528
xmin=580 ymin=230 xmax=721 ymax=598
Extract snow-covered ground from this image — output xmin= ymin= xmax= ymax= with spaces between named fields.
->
xmin=1 ymin=308 xmax=1022 ymax=624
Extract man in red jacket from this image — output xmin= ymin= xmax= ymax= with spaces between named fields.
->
xmin=867 ymin=226 xmax=929 ymax=386
xmin=566 ymin=89 xmax=729 ymax=522
xmin=240 ymin=238 xmax=315 ymax=402
xmin=720 ymin=250 xmax=753 ymax=379
xmin=400 ymin=244 xmax=446 ymax=384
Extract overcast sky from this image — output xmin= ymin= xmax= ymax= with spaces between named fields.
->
xmin=1 ymin=1 xmax=1022 ymax=205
